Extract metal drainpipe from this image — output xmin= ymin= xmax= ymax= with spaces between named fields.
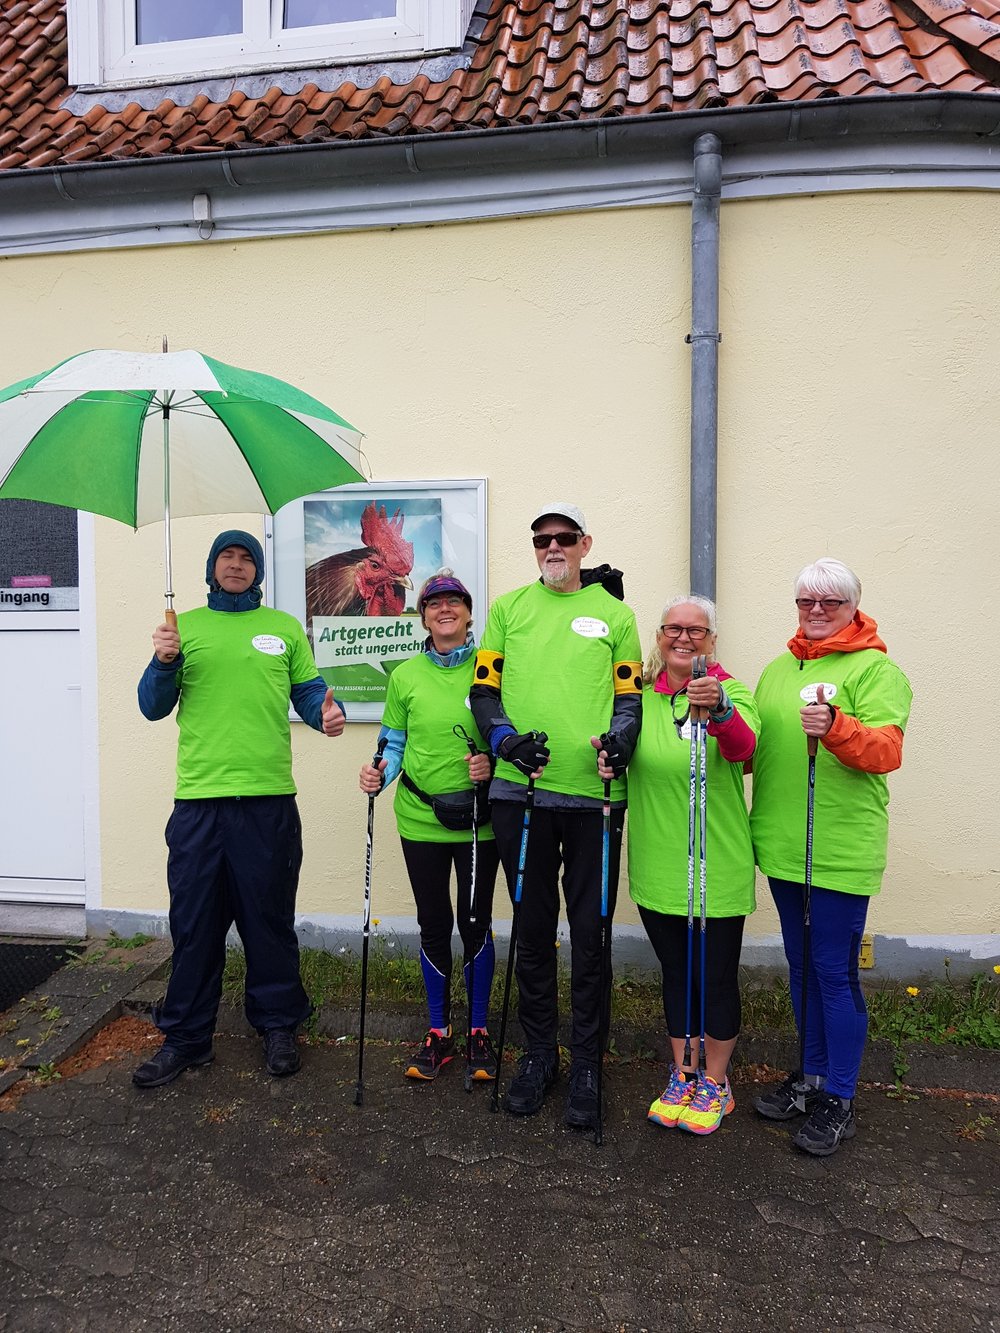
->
xmin=687 ymin=133 xmax=723 ymax=601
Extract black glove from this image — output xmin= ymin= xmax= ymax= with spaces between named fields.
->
xmin=499 ymin=730 xmax=550 ymax=776
xmin=597 ymin=731 xmax=629 ymax=779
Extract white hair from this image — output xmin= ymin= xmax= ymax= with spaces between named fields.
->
xmin=643 ymin=594 xmax=717 ymax=684
xmin=794 ymin=558 xmax=861 ymax=611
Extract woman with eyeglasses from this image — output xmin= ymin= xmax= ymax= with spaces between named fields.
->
xmin=359 ymin=569 xmax=501 ymax=1083
xmin=751 ymin=558 xmax=912 ymax=1156
xmin=626 ymin=596 xmax=759 ymax=1136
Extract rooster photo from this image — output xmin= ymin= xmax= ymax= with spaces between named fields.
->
xmin=303 ymin=494 xmax=442 ymax=705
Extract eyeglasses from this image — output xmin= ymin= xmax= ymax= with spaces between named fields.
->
xmin=660 ymin=624 xmax=712 ymax=641
xmin=795 ymin=598 xmax=848 ymax=611
xmin=424 ymin=595 xmax=466 ymax=609
xmin=531 ymin=531 xmax=581 ymax=549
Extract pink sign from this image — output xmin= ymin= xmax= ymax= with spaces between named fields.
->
xmin=11 ymin=575 xmax=52 ymax=587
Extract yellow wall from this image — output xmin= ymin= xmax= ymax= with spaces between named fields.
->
xmin=2 ymin=189 xmax=997 ymax=944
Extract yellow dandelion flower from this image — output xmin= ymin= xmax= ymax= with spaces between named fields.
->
xmin=994 ymin=964 xmax=1000 ymax=976
xmin=372 ymin=918 xmax=380 ymax=927
xmin=555 ymin=940 xmax=561 ymax=949
xmin=906 ymin=986 xmax=919 ymax=997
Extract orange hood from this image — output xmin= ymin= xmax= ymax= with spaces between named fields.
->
xmin=788 ymin=610 xmax=887 ymax=661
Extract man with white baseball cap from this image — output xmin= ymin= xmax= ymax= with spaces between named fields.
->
xmin=471 ymin=503 xmax=643 ymax=1133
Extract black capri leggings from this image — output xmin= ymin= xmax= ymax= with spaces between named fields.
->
xmin=638 ymin=906 xmax=746 ymax=1041
xmin=400 ymin=837 xmax=500 ymax=978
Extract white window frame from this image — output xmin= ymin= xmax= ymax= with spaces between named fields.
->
xmin=69 ymin=0 xmax=475 ymax=89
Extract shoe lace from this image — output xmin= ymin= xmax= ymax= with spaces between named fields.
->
xmin=808 ymin=1093 xmax=848 ymax=1130
xmin=266 ymin=1029 xmax=295 ymax=1054
xmin=570 ymin=1066 xmax=597 ymax=1097
xmin=689 ymin=1074 xmax=722 ymax=1111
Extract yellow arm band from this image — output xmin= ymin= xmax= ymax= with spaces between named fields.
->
xmin=474 ymin=648 xmax=504 ymax=690
xmin=613 ymin=661 xmax=643 ymax=695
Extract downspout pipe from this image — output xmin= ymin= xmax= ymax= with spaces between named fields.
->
xmin=688 ymin=133 xmax=723 ymax=601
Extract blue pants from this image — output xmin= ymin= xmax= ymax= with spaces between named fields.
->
xmin=157 ymin=796 xmax=311 ymax=1055
xmin=769 ymin=878 xmax=870 ymax=1099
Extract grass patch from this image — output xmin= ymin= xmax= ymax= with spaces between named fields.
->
xmin=219 ymin=942 xmax=1000 ymax=1055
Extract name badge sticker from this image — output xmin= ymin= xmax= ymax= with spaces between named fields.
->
xmin=572 ymin=616 xmax=610 ymax=639
xmin=799 ymin=682 xmax=837 ymax=704
xmin=252 ymin=634 xmax=287 ymax=656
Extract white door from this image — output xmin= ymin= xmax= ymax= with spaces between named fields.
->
xmin=0 ymin=501 xmax=84 ymax=905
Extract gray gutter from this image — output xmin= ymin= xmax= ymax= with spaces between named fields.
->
xmin=1 ymin=93 xmax=999 ymax=255
xmin=688 ymin=134 xmax=722 ymax=602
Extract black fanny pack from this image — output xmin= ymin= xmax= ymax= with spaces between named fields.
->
xmin=400 ymin=770 xmax=491 ymax=832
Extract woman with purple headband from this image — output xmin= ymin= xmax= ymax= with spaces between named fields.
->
xmin=359 ymin=569 xmax=500 ymax=1082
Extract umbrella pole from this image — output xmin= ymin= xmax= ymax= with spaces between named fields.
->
xmin=162 ymin=399 xmax=176 ymax=629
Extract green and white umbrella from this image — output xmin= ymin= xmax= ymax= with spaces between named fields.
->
xmin=0 ymin=347 xmax=365 ymax=618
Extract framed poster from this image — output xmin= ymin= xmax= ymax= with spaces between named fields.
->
xmin=267 ymin=479 xmax=487 ymax=721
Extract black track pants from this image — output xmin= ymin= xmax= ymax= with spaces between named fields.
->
xmin=157 ymin=796 xmax=311 ymax=1054
xmin=491 ymin=800 xmax=624 ymax=1066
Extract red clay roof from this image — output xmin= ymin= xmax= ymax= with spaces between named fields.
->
xmin=2 ymin=0 xmax=1000 ymax=171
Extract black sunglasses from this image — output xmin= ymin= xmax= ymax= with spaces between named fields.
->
xmin=795 ymin=598 xmax=848 ymax=611
xmin=531 ymin=531 xmax=581 ymax=549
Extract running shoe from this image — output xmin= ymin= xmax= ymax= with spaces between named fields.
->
xmin=792 ymin=1092 xmax=856 ymax=1156
xmin=564 ymin=1061 xmax=600 ymax=1131
xmin=647 ymin=1064 xmax=696 ymax=1129
xmin=405 ymin=1027 xmax=455 ymax=1080
xmin=504 ymin=1050 xmax=558 ymax=1116
xmin=676 ymin=1070 xmax=735 ymax=1135
xmin=466 ymin=1029 xmax=498 ymax=1081
xmin=752 ymin=1071 xmax=822 ymax=1121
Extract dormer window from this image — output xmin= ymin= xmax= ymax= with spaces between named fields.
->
xmin=69 ymin=1 xmax=475 ymax=89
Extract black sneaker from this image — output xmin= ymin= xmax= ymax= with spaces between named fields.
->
xmin=503 ymin=1050 xmax=558 ymax=1116
xmin=405 ymin=1027 xmax=455 ymax=1080
xmin=753 ymin=1071 xmax=822 ymax=1121
xmin=564 ymin=1062 xmax=600 ymax=1132
xmin=466 ymin=1030 xmax=498 ymax=1082
xmin=792 ymin=1092 xmax=857 ymax=1156
xmin=132 ymin=1043 xmax=214 ymax=1089
xmin=262 ymin=1027 xmax=301 ymax=1077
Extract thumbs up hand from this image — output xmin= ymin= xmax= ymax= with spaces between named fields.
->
xmin=321 ymin=688 xmax=346 ymax=737
xmin=800 ymin=683 xmax=834 ymax=739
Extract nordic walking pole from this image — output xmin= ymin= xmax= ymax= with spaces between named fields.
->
xmin=795 ymin=692 xmax=821 ymax=1112
xmin=683 ymin=663 xmax=701 ymax=1070
xmin=454 ymin=724 xmax=481 ymax=1093
xmin=595 ymin=775 xmax=612 ymax=1146
xmin=491 ymin=734 xmax=546 ymax=1114
xmin=692 ymin=655 xmax=709 ymax=1073
xmin=355 ymin=735 xmax=388 ymax=1107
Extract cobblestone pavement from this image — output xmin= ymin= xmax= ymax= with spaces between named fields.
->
xmin=1 ymin=1031 xmax=998 ymax=1332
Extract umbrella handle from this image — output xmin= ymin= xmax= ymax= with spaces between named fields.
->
xmin=165 ymin=610 xmax=177 ymax=629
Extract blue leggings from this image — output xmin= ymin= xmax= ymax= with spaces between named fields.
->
xmin=769 ymin=878 xmax=870 ymax=1099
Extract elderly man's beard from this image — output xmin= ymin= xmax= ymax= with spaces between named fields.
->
xmin=541 ymin=558 xmax=572 ymax=589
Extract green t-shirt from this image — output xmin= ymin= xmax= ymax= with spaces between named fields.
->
xmin=628 ymin=678 xmax=759 ymax=917
xmin=173 ymin=606 xmax=320 ymax=799
xmin=479 ymin=581 xmax=642 ymax=802
xmin=382 ymin=653 xmax=494 ymax=845
xmin=750 ymin=648 xmax=912 ymax=894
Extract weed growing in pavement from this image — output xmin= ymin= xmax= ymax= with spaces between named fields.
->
xmin=41 ymin=1007 xmax=62 ymax=1023
xmin=107 ymin=931 xmax=154 ymax=950
xmin=34 ymin=1062 xmax=60 ymax=1084
xmin=957 ymin=1113 xmax=997 ymax=1142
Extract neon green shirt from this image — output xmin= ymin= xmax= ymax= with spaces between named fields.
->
xmin=480 ymin=581 xmax=642 ymax=801
xmin=751 ymin=649 xmax=912 ymax=894
xmin=382 ymin=653 xmax=494 ymax=845
xmin=173 ymin=606 xmax=319 ymax=799
xmin=628 ymin=679 xmax=759 ymax=917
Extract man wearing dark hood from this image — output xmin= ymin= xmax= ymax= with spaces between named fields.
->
xmin=133 ymin=529 xmax=345 ymax=1088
